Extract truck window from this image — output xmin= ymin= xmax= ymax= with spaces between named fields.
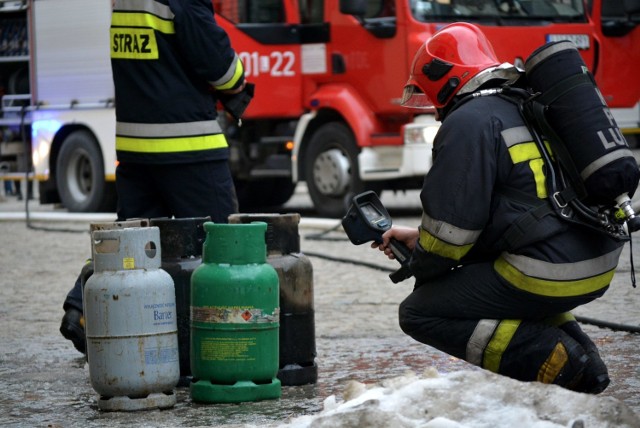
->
xmin=214 ymin=0 xmax=285 ymax=24
xmin=410 ymin=0 xmax=586 ymax=21
xmin=299 ymin=0 xmax=324 ymax=24
xmin=365 ymin=0 xmax=397 ymax=18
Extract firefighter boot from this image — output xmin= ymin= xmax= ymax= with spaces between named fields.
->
xmin=498 ymin=321 xmax=589 ymax=391
xmin=60 ymin=308 xmax=86 ymax=354
xmin=560 ymin=320 xmax=610 ymax=394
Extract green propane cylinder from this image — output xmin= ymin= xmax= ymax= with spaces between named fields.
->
xmin=190 ymin=221 xmax=281 ymax=403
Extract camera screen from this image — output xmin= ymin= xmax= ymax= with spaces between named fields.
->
xmin=361 ymin=203 xmax=386 ymax=224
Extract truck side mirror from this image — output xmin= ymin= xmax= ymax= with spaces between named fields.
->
xmin=339 ymin=0 xmax=367 ymax=16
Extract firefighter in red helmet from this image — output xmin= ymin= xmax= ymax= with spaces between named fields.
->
xmin=373 ymin=22 xmax=625 ymax=393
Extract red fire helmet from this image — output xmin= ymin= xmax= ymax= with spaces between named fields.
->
xmin=401 ymin=22 xmax=500 ymax=110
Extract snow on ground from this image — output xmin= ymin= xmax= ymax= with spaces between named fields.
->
xmin=280 ymin=368 xmax=639 ymax=428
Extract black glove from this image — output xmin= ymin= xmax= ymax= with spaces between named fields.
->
xmin=218 ymin=83 xmax=255 ymax=126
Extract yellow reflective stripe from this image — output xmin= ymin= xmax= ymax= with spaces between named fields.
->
xmin=529 ymin=158 xmax=547 ymax=198
xmin=214 ymin=58 xmax=245 ymax=91
xmin=494 ymin=257 xmax=614 ymax=297
xmin=116 ymin=134 xmax=228 ymax=153
xmin=112 ymin=11 xmax=175 ymax=34
xmin=418 ymin=227 xmax=473 ymax=261
xmin=537 ymin=342 xmax=569 ymax=384
xmin=508 ymin=142 xmax=540 ymax=163
xmin=483 ymin=319 xmax=521 ymax=373
xmin=508 ymin=142 xmax=548 ymax=198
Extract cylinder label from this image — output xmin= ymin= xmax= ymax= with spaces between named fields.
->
xmin=191 ymin=306 xmax=279 ymax=324
xmin=144 ymin=301 xmax=176 ymax=326
xmin=200 ymin=337 xmax=256 ymax=361
xmin=123 ymin=257 xmax=135 ymax=269
xmin=144 ymin=346 xmax=179 ymax=365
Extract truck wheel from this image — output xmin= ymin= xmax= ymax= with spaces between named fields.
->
xmin=56 ymin=130 xmax=116 ymax=212
xmin=305 ymin=122 xmax=365 ymax=218
xmin=235 ymin=177 xmax=296 ymax=211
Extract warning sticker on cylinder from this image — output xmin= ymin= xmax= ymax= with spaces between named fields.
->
xmin=200 ymin=337 xmax=256 ymax=361
xmin=191 ymin=306 xmax=279 ymax=324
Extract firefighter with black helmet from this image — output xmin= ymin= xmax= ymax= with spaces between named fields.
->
xmin=373 ymin=22 xmax=625 ymax=393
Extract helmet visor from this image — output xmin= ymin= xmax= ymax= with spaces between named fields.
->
xmin=400 ymin=84 xmax=435 ymax=109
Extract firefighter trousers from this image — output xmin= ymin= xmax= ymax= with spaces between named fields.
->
xmin=398 ymin=260 xmax=610 ymax=393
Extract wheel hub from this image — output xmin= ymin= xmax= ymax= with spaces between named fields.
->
xmin=312 ymin=148 xmax=351 ymax=196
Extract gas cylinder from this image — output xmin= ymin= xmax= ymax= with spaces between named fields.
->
xmin=80 ymin=219 xmax=150 ymax=306
xmin=229 ymin=213 xmax=317 ymax=386
xmin=190 ymin=221 xmax=281 ymax=403
xmin=84 ymin=227 xmax=179 ymax=411
xmin=525 ymin=41 xmax=640 ymax=205
xmin=149 ymin=217 xmax=209 ymax=382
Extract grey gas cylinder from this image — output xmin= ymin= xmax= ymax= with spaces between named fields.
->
xmin=84 ymin=226 xmax=180 ymax=411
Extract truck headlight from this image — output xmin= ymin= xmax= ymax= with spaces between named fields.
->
xmin=403 ymin=122 xmax=439 ymax=145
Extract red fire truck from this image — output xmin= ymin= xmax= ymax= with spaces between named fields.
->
xmin=1 ymin=0 xmax=638 ymax=217
xmin=215 ymin=0 xmax=640 ymax=216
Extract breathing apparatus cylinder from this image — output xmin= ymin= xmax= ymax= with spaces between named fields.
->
xmin=524 ymin=41 xmax=640 ymax=219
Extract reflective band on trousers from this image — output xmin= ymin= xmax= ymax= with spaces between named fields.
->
xmin=466 ymin=319 xmax=499 ymax=366
xmin=494 ymin=248 xmax=622 ymax=297
xmin=466 ymin=319 xmax=521 ymax=373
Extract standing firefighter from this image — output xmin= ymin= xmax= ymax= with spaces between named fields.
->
xmin=60 ymin=0 xmax=248 ymax=353
xmin=373 ymin=22 xmax=627 ymax=393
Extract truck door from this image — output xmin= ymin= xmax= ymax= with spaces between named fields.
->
xmin=212 ymin=0 xmax=330 ymax=210
xmin=213 ymin=0 xmax=308 ymax=118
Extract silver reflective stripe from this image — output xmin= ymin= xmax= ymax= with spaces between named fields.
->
xmin=116 ymin=120 xmax=223 ymax=137
xmin=525 ymin=41 xmax=576 ymax=73
xmin=501 ymin=246 xmax=623 ymax=280
xmin=421 ymin=212 xmax=482 ymax=246
xmin=501 ymin=126 xmax=533 ymax=148
xmin=210 ymin=54 xmax=240 ymax=87
xmin=466 ymin=319 xmax=499 ymax=366
xmin=113 ymin=0 xmax=174 ymax=19
xmin=581 ymin=148 xmax=634 ymax=181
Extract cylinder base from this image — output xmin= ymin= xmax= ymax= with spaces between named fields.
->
xmin=97 ymin=391 xmax=177 ymax=411
xmin=190 ymin=378 xmax=281 ymax=403
xmin=278 ymin=362 xmax=318 ymax=386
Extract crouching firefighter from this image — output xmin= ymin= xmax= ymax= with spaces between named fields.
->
xmin=373 ymin=22 xmax=630 ymax=393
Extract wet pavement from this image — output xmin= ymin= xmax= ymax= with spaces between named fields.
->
xmin=1 ymin=186 xmax=639 ymax=426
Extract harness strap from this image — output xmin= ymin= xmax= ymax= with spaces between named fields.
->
xmin=527 ymin=100 xmax=588 ymax=200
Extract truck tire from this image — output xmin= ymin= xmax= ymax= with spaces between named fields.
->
xmin=304 ymin=122 xmax=367 ymax=218
xmin=56 ymin=130 xmax=116 ymax=213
